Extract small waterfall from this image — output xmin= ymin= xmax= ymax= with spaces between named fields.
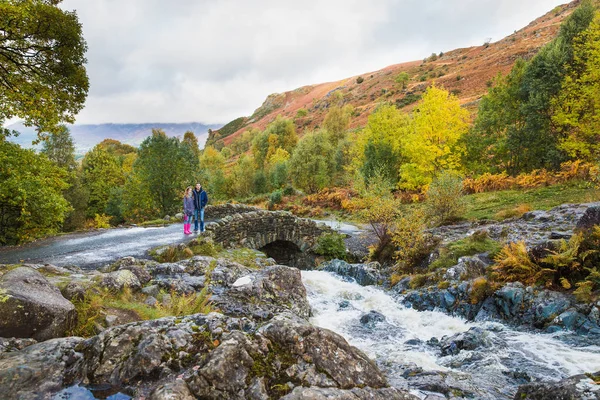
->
xmin=302 ymin=270 xmax=600 ymax=399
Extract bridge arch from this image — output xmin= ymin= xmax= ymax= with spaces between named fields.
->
xmin=205 ymin=210 xmax=331 ymax=269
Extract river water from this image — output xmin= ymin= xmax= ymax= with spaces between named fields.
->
xmin=302 ymin=270 xmax=600 ymax=399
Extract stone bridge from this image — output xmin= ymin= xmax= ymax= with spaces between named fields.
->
xmin=205 ymin=209 xmax=332 ymax=269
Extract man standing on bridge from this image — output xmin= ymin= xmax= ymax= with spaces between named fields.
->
xmin=192 ymin=183 xmax=208 ymax=233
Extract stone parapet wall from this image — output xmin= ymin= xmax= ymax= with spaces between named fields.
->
xmin=206 ymin=210 xmax=331 ymax=251
xmin=204 ymin=204 xmax=261 ymax=221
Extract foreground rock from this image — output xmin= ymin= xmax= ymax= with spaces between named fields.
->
xmin=0 ymin=337 xmax=84 ymax=398
xmin=514 ymin=371 xmax=600 ymax=399
xmin=0 ymin=267 xmax=76 ymax=340
xmin=0 ymin=311 xmax=416 ymax=399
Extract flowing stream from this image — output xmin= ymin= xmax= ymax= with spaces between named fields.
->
xmin=302 ymin=270 xmax=600 ymax=399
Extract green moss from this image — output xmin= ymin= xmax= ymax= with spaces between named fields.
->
xmin=429 ymin=234 xmax=502 ymax=272
xmin=0 ymin=288 xmax=11 ymax=303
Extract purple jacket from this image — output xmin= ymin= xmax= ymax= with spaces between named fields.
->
xmin=183 ymin=196 xmax=195 ymax=216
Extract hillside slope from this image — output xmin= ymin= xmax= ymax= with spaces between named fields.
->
xmin=207 ymin=1 xmax=578 ymax=148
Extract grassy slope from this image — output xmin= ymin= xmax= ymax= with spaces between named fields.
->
xmin=463 ymin=181 xmax=600 ymax=220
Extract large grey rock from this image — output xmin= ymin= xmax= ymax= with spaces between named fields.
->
xmin=214 ymin=265 xmax=312 ymax=320
xmin=514 ymin=371 xmax=600 ymax=399
xmin=99 ymin=269 xmax=141 ymax=291
xmin=0 ymin=337 xmax=84 ymax=398
xmin=0 ymin=267 xmax=77 ymax=340
xmin=281 ymin=386 xmax=418 ymax=399
xmin=149 ymin=380 xmax=195 ymax=400
xmin=321 ymin=259 xmax=382 ymax=286
xmin=576 ymin=206 xmax=600 ymax=232
xmin=439 ymin=327 xmax=491 ymax=356
xmin=259 ymin=312 xmax=388 ymax=390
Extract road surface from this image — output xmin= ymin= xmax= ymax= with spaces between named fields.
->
xmin=0 ymin=219 xmax=361 ymax=269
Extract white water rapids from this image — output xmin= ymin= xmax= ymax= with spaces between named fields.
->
xmin=302 ymin=270 xmax=600 ymax=399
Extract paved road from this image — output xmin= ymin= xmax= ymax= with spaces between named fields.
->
xmin=0 ymin=219 xmax=361 ymax=269
xmin=0 ymin=224 xmax=194 ymax=268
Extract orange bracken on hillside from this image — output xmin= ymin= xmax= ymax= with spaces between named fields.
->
xmin=209 ymin=1 xmax=579 ymax=148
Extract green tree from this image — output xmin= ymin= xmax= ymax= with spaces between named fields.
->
xmin=198 ymin=146 xmax=228 ymax=199
xmin=230 ymin=155 xmax=255 ymax=198
xmin=323 ymin=104 xmax=353 ymax=144
xmin=395 ymin=72 xmax=410 ymax=90
xmin=463 ymin=62 xmax=527 ymax=174
xmin=82 ymin=145 xmax=123 ymax=218
xmin=0 ymin=0 xmax=89 ymax=139
xmin=353 ymin=104 xmax=407 ymax=187
xmin=135 ymin=129 xmax=197 ymax=215
xmin=469 ymin=1 xmax=596 ymax=173
xmin=40 ymin=125 xmax=88 ymax=230
xmin=0 ymin=140 xmax=70 ymax=244
xmin=40 ymin=125 xmax=76 ymax=171
xmin=182 ymin=131 xmax=201 ymax=160
xmin=289 ymin=130 xmax=335 ymax=193
xmin=553 ymin=12 xmax=600 ymax=161
xmin=267 ymin=148 xmax=290 ymax=189
xmin=252 ymin=116 xmax=298 ymax=168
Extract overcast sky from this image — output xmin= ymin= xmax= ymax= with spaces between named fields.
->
xmin=60 ymin=0 xmax=567 ymax=125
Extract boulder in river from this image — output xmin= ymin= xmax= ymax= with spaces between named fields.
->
xmin=514 ymin=371 xmax=600 ymax=399
xmin=0 ymin=267 xmax=76 ymax=340
xmin=320 ymin=259 xmax=383 ymax=286
xmin=360 ymin=310 xmax=387 ymax=327
xmin=439 ymin=327 xmax=491 ymax=356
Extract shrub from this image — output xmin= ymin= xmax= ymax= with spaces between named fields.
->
xmin=463 ymin=161 xmax=600 ymax=194
xmin=356 ymin=76 xmax=364 ymax=84
xmin=425 ymin=172 xmax=466 ymax=226
xmin=392 ymin=208 xmax=436 ymax=274
xmin=269 ymin=190 xmax=283 ymax=205
xmin=295 ymin=108 xmax=309 ymax=118
xmin=438 ymin=281 xmax=451 ymax=289
xmin=94 ymin=214 xmax=111 ymax=229
xmin=395 ymin=93 xmax=422 ymax=108
xmin=470 ymin=277 xmax=492 ymax=304
xmin=283 ymin=185 xmax=295 ymax=196
xmin=491 ymin=241 xmax=541 ymax=285
xmin=70 ymin=286 xmax=213 ymax=337
xmin=315 ymin=231 xmax=347 ymax=260
xmin=409 ymin=273 xmax=429 ymax=289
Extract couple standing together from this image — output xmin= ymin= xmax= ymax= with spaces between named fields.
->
xmin=183 ymin=183 xmax=208 ymax=234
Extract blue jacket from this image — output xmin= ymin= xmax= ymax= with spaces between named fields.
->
xmin=193 ymin=188 xmax=208 ymax=209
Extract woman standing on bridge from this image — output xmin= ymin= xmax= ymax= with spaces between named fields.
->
xmin=183 ymin=187 xmax=195 ymax=235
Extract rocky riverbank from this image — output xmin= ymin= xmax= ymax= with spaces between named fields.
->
xmin=0 ymin=245 xmax=417 ymax=399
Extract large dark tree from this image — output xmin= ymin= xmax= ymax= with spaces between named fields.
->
xmin=135 ymin=129 xmax=197 ymax=216
xmin=0 ymin=0 xmax=89 ymax=140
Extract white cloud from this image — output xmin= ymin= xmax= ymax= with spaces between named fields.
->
xmin=61 ymin=0 xmax=567 ymax=124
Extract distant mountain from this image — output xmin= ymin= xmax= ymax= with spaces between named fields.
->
xmin=7 ymin=122 xmax=222 ymax=156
